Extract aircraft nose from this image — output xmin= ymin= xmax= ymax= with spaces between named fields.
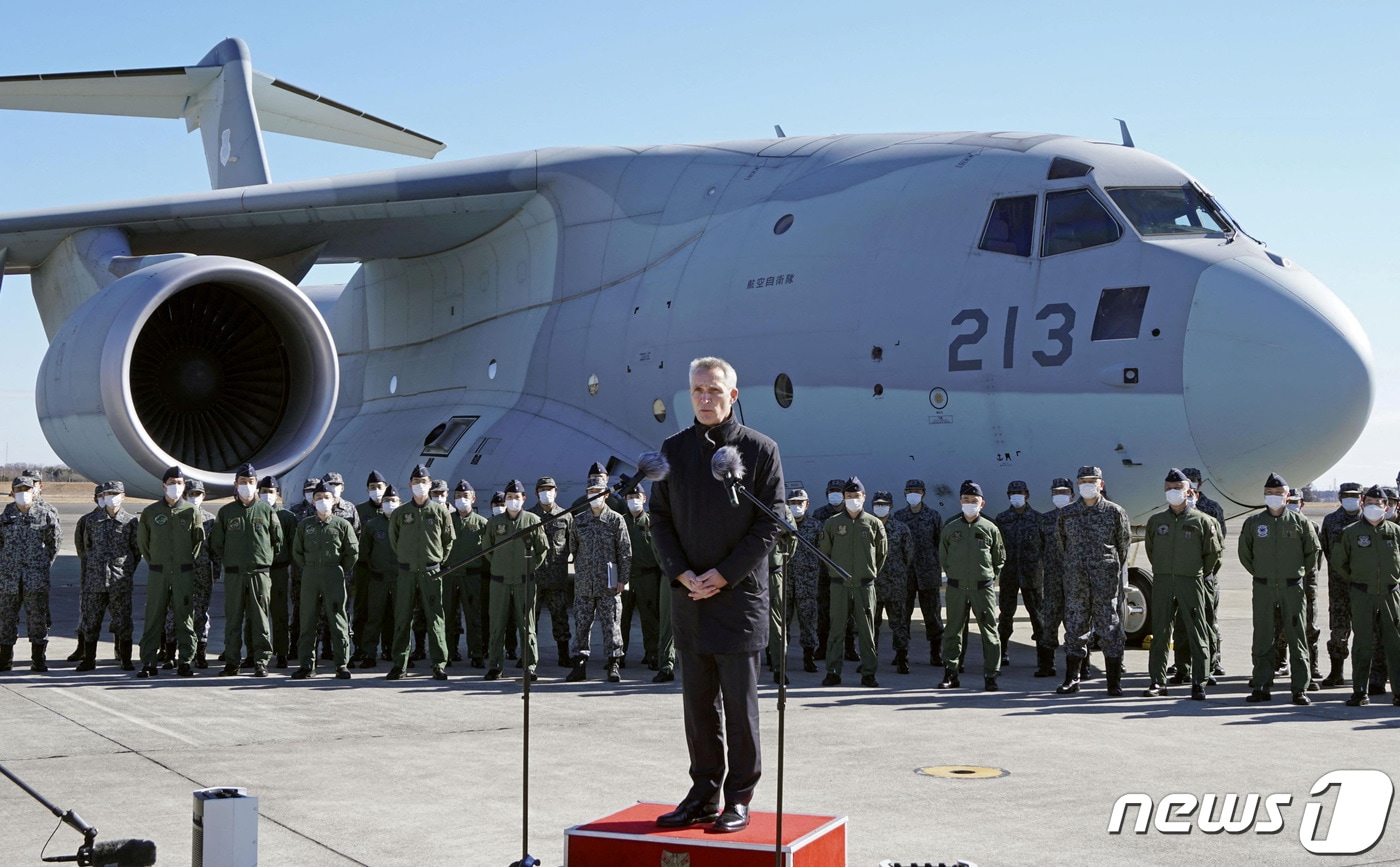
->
xmin=1183 ymin=256 xmax=1373 ymax=504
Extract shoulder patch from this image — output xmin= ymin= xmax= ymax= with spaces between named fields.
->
xmin=154 ymin=515 xmax=168 ymax=526
xmin=1256 ymin=524 xmax=1269 ymax=538
xmin=1156 ymin=524 xmax=1168 ymax=535
xmin=1358 ymin=535 xmax=1371 ymax=548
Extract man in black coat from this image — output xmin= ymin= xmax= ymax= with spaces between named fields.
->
xmin=649 ymin=356 xmax=785 ymax=834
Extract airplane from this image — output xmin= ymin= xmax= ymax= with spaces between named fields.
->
xmin=0 ymin=39 xmax=1375 ymax=640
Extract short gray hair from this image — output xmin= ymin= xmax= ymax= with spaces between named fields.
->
xmin=689 ymin=356 xmax=738 ymax=390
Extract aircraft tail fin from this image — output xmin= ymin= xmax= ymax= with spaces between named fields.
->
xmin=0 ymin=37 xmax=445 ymax=190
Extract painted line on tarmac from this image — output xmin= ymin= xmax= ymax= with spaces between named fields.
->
xmin=41 ymin=687 xmax=200 ymax=746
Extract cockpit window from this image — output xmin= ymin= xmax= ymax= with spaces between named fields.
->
xmin=1041 ymin=189 xmax=1122 ymax=257
xmin=979 ymin=195 xmax=1035 ymax=257
xmin=1107 ymin=186 xmax=1231 ymax=236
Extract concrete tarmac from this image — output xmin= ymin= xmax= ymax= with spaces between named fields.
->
xmin=2 ymin=500 xmax=1397 ymax=866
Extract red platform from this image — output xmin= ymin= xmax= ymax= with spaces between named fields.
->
xmin=565 ymin=801 xmax=846 ymax=866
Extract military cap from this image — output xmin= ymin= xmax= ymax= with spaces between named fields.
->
xmin=1182 ymin=467 xmax=1204 ymax=483
xmin=321 ymin=471 xmax=344 ymax=485
xmin=313 ymin=480 xmax=333 ymax=495
xmin=1050 ymin=477 xmax=1073 ymax=490
xmin=382 ymin=484 xmax=399 ymax=500
xmin=588 ymin=461 xmax=608 ymax=477
xmin=1384 ymin=487 xmax=1400 ymax=502
xmin=1076 ymin=466 xmax=1103 ymax=480
xmin=429 ymin=478 xmax=449 ymax=493
xmin=98 ymin=480 xmax=125 ymax=495
xmin=1364 ymin=484 xmax=1386 ymax=500
xmin=185 ymin=479 xmax=206 ymax=494
xmin=259 ymin=475 xmax=280 ymax=491
xmin=303 ymin=477 xmax=320 ymax=492
xmin=586 ymin=474 xmax=608 ymax=490
xmin=535 ymin=476 xmax=557 ymax=490
xmin=454 ymin=479 xmax=474 ymax=494
xmin=490 ymin=491 xmax=506 ymax=506
xmin=1339 ymin=481 xmax=1363 ymax=495
xmin=93 ymin=484 xmax=103 ymax=497
xmin=1165 ymin=468 xmax=1189 ymax=483
xmin=162 ymin=465 xmax=184 ymax=482
xmin=872 ymin=490 xmax=893 ymax=505
xmin=842 ymin=476 xmax=865 ymax=494
xmin=366 ymin=470 xmax=387 ymax=485
xmin=234 ymin=462 xmax=257 ymax=479
xmin=1287 ymin=487 xmax=1302 ymax=500
xmin=1007 ymin=480 xmax=1029 ymax=494
xmin=504 ymin=479 xmax=526 ymax=495
xmin=826 ymin=478 xmax=846 ymax=493
xmin=904 ymin=479 xmax=926 ymax=492
xmin=787 ymin=489 xmax=809 ymax=502
xmin=11 ymin=476 xmax=34 ymax=490
xmin=1264 ymin=472 xmax=1288 ymax=489
xmin=960 ymin=480 xmax=983 ymax=498
xmin=409 ymin=464 xmax=431 ymax=480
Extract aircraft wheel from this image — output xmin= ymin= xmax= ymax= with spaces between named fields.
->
xmin=1123 ymin=567 xmax=1152 ymax=648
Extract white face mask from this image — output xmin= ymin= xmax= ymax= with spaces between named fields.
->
xmin=1165 ymin=489 xmax=1187 ymax=506
xmin=330 ymin=484 xmax=345 ymax=500
xmin=14 ymin=491 xmax=33 ymax=506
xmin=627 ymin=497 xmax=644 ymax=513
xmin=411 ymin=483 xmax=430 ymax=498
xmin=1264 ymin=495 xmax=1286 ymax=511
xmin=185 ymin=495 xmax=204 ymax=508
xmin=1052 ymin=494 xmax=1072 ymax=509
xmin=1078 ymin=483 xmax=1099 ymax=501
xmin=165 ymin=483 xmax=185 ymax=501
xmin=906 ymin=493 xmax=923 ymax=506
xmin=538 ymin=490 xmax=556 ymax=506
xmin=827 ymin=492 xmax=843 ymax=507
xmin=304 ymin=492 xmax=315 ymax=505
xmin=314 ymin=498 xmax=334 ymax=515
xmin=1363 ymin=504 xmax=1386 ymax=522
xmin=872 ymin=504 xmax=891 ymax=518
xmin=1286 ymin=502 xmax=1301 ymax=512
xmin=367 ymin=486 xmax=385 ymax=504
xmin=236 ymin=483 xmax=257 ymax=500
xmin=1342 ymin=497 xmax=1360 ymax=512
xmin=789 ymin=503 xmax=806 ymax=519
xmin=1388 ymin=507 xmax=1398 ymax=521
xmin=1190 ymin=482 xmax=1201 ymax=491
xmin=844 ymin=497 xmax=864 ymax=514
xmin=491 ymin=505 xmax=506 ymax=516
xmin=382 ymin=500 xmax=400 ymax=515
xmin=1009 ymin=494 xmax=1026 ymax=508
xmin=505 ymin=497 xmax=524 ymax=513
xmin=430 ymin=495 xmax=447 ymax=505
xmin=259 ymin=492 xmax=277 ymax=506
xmin=455 ymin=497 xmax=472 ymax=512
xmin=961 ymin=503 xmax=981 ymax=519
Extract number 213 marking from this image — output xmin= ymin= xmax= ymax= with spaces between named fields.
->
xmin=948 ymin=304 xmax=1075 ymax=371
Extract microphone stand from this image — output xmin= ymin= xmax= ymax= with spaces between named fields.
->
xmin=1 ymin=761 xmax=106 ymax=865
xmin=721 ymin=479 xmax=852 ymax=867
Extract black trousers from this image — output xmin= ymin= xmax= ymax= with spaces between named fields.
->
xmin=678 ymin=648 xmax=761 ymax=807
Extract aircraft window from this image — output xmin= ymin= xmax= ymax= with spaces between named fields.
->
xmin=488 ymin=360 xmax=498 ymax=380
xmin=1107 ymin=186 xmax=1230 ymax=236
xmin=1091 ymin=286 xmax=1150 ymax=341
xmin=978 ymin=196 xmax=1035 ymax=257
xmin=774 ymin=373 xmax=793 ymax=408
xmin=1041 ymin=189 xmax=1122 ymax=257
xmin=774 ymin=214 xmax=794 ymax=235
xmin=389 ymin=375 xmax=398 ymax=394
xmin=652 ymin=399 xmax=667 ymax=423
xmin=1047 ymin=157 xmax=1093 ymax=180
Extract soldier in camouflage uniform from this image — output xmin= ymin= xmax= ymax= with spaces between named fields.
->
xmin=894 ymin=478 xmax=945 ymax=666
xmin=1318 ymin=481 xmax=1362 ymax=688
xmin=69 ymin=487 xmax=103 ymax=663
xmin=766 ymin=502 xmax=798 ymax=684
xmin=786 ymin=490 xmax=822 ymax=673
xmin=1056 ymin=466 xmax=1131 ymax=695
xmin=566 ymin=475 xmax=633 ymax=683
xmin=1181 ymin=468 xmax=1227 ymax=679
xmin=993 ymin=480 xmax=1043 ymax=669
xmin=1037 ymin=478 xmax=1075 ymax=678
xmin=75 ymin=481 xmax=140 ymax=671
xmin=871 ymin=490 xmax=914 ymax=674
xmin=163 ymin=479 xmax=219 ymax=669
xmin=0 ymin=475 xmax=60 ymax=672
xmin=530 ymin=476 xmax=576 ymax=667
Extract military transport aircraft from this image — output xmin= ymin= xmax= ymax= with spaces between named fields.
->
xmin=0 ymin=39 xmax=1374 ymax=639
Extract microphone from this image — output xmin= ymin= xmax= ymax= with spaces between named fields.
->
xmin=612 ymin=451 xmax=670 ymax=501
xmin=710 ymin=445 xmax=745 ymax=508
xmin=87 ymin=838 xmax=157 ymax=867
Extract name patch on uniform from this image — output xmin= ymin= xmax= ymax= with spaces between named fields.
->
xmin=1256 ymin=525 xmax=1269 ymax=538
xmin=1156 ymin=524 xmax=1168 ymax=535
xmin=1359 ymin=535 xmax=1371 ymax=547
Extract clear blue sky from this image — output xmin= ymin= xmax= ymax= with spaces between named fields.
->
xmin=0 ymin=2 xmax=1393 ymax=487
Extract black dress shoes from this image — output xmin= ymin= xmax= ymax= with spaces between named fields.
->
xmin=656 ymin=800 xmax=721 ymax=828
xmin=711 ymin=804 xmax=750 ymax=833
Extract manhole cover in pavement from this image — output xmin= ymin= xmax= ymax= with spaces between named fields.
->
xmin=916 ymin=765 xmax=1008 ymax=780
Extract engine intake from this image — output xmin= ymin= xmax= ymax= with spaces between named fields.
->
xmin=38 ymin=255 xmax=338 ymax=497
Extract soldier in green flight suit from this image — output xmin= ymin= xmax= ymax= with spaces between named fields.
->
xmin=291 ymin=481 xmax=359 ymax=680
xmin=766 ymin=501 xmax=798 ymax=685
xmin=356 ymin=485 xmax=400 ymax=668
xmin=136 ymin=466 xmax=205 ymax=678
xmin=259 ymin=476 xmax=299 ymax=669
xmin=819 ymin=477 xmax=886 ymax=688
xmin=1239 ymin=472 xmax=1320 ymax=704
xmin=446 ymin=480 xmax=490 ymax=668
xmin=210 ymin=462 xmax=284 ymax=678
xmin=387 ymin=464 xmax=456 ymax=681
xmin=937 ymin=480 xmax=1006 ymax=692
xmin=1331 ymin=484 xmax=1400 ymax=707
xmin=622 ymin=487 xmax=675 ymax=682
xmin=483 ymin=479 xmax=548 ymax=681
xmin=1142 ymin=468 xmax=1223 ymax=701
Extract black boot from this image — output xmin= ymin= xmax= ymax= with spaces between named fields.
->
xmin=194 ymin=641 xmax=208 ymax=669
xmin=1320 ymin=655 xmax=1346 ymax=688
xmin=76 ymin=639 xmax=98 ymax=672
xmin=1106 ymin=657 xmax=1124 ymax=696
xmin=606 ymin=658 xmax=622 ymax=683
xmin=930 ymin=644 xmax=943 ymax=667
xmin=1309 ymin=644 xmax=1322 ymax=680
xmin=1056 ymin=656 xmax=1082 ymax=694
xmin=802 ymin=647 xmax=818 ymax=673
xmin=1034 ymin=645 xmax=1057 ymax=678
xmin=558 ymin=641 xmax=571 ymax=668
xmin=0 ymin=644 xmax=12 ymax=672
xmin=66 ymin=636 xmax=86 ymax=662
xmin=894 ymin=648 xmax=910 ymax=675
xmin=117 ymin=639 xmax=135 ymax=671
xmin=936 ymin=668 xmax=960 ymax=689
xmin=566 ymin=657 xmax=587 ymax=682
xmin=30 ymin=640 xmax=48 ymax=672
xmin=162 ymin=640 xmax=177 ymax=669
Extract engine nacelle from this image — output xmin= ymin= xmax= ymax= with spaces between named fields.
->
xmin=37 ymin=255 xmax=338 ymax=497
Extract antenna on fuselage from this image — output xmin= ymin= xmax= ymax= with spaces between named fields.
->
xmin=1115 ymin=118 xmax=1135 ymax=148
xmin=774 ymin=124 xmax=786 ymax=138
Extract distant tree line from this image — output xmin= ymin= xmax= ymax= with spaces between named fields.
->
xmin=1 ymin=464 xmax=87 ymax=483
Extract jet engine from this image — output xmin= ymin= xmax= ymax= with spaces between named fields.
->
xmin=37 ymin=255 xmax=338 ymax=497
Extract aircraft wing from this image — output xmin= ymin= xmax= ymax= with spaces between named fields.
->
xmin=0 ymin=151 xmax=538 ymax=273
